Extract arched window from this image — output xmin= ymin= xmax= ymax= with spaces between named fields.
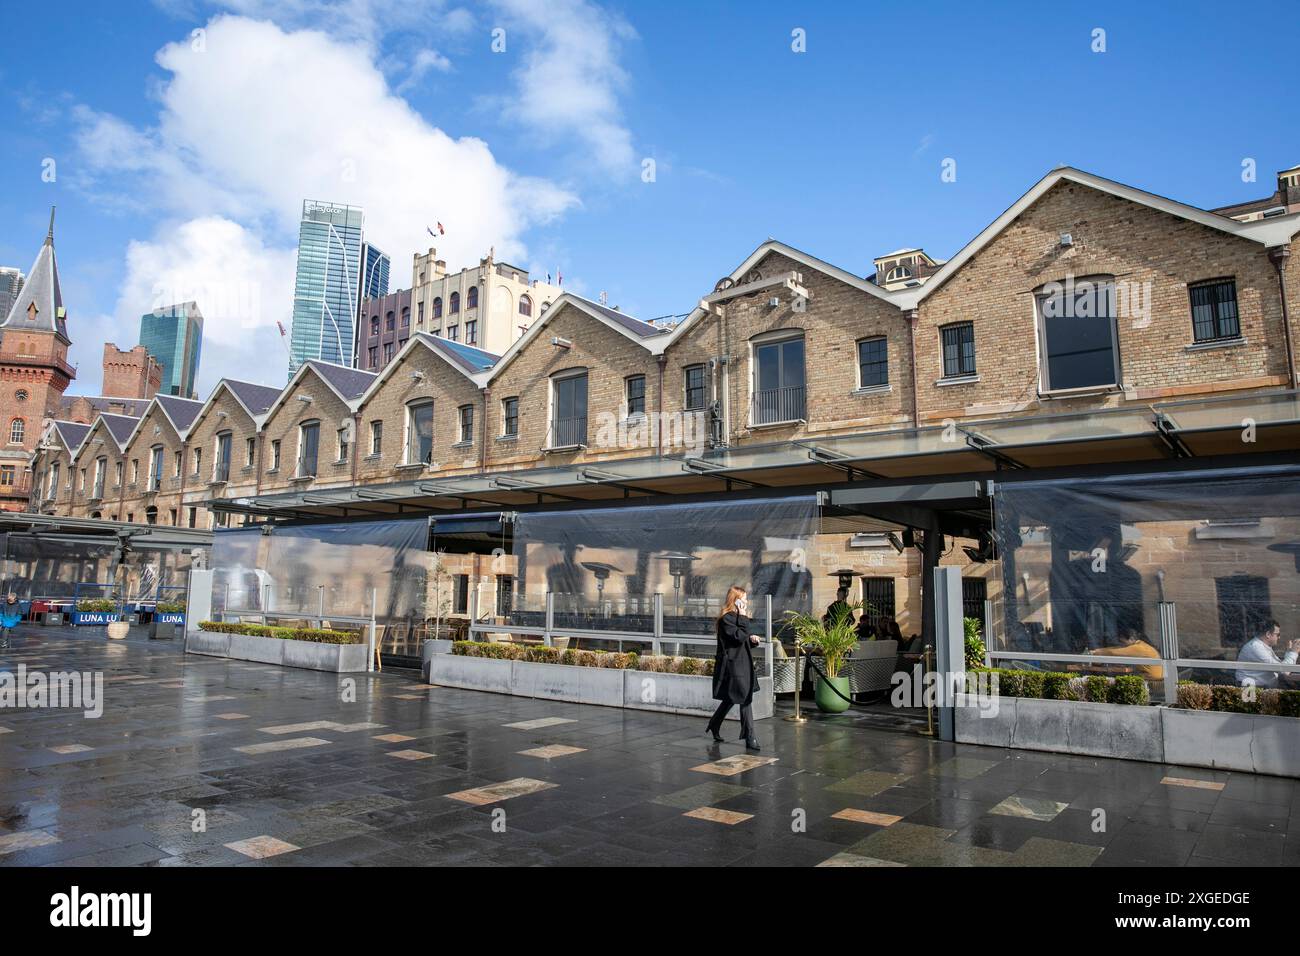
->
xmin=466 ymin=286 xmax=478 ymax=310
xmin=449 ymin=291 xmax=460 ymax=314
xmin=370 ymin=316 xmax=380 ymax=336
xmin=386 ymin=311 xmax=396 ymax=331
xmin=885 ymin=265 xmax=913 ymax=282
xmin=14 ymin=389 xmax=27 ymax=402
xmin=432 ymin=297 xmax=443 ymax=319
xmin=519 ymin=294 xmax=533 ymax=317
xmin=401 ymin=306 xmax=410 ymax=327
xmin=9 ymin=419 xmax=24 ymax=444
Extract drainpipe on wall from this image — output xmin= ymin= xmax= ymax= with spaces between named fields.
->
xmin=906 ymin=309 xmax=921 ymax=428
xmin=1268 ymin=246 xmax=1297 ymax=390
xmin=178 ymin=442 xmax=187 ymax=526
xmin=479 ymin=386 xmax=490 ymax=472
xmin=655 ymin=355 xmax=666 ymax=457
xmin=351 ymin=411 xmax=361 ymax=483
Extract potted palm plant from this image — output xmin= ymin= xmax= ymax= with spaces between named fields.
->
xmin=784 ymin=603 xmax=860 ymax=713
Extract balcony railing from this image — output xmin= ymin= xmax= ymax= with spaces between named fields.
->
xmin=752 ymin=384 xmax=806 ymax=425
xmin=297 ymin=457 xmax=317 ymax=479
xmin=214 ymin=461 xmax=231 ymax=483
xmin=549 ymin=416 xmax=587 ymax=448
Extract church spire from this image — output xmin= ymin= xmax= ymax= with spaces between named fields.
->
xmin=1 ymin=210 xmax=68 ymax=341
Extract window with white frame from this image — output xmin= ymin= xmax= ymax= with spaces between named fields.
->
xmin=550 ymin=371 xmax=588 ymax=447
xmin=298 ymin=420 xmax=320 ymax=477
xmin=370 ymin=420 xmax=383 ymax=456
xmin=752 ymin=333 xmax=806 ymax=424
xmin=406 ymin=401 xmax=434 ymax=465
xmin=1034 ymin=277 xmax=1119 ymax=391
xmin=458 ymin=404 xmax=474 ymax=444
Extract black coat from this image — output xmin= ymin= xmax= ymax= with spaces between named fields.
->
xmin=712 ymin=611 xmax=756 ymax=705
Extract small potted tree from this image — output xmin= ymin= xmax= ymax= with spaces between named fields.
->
xmin=784 ymin=603 xmax=860 ymax=713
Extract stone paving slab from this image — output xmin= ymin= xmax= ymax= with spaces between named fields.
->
xmin=1 ymin=623 xmax=1297 ymax=867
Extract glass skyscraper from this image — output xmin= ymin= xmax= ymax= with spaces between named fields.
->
xmin=288 ymin=200 xmax=365 ymax=376
xmin=361 ymin=242 xmax=390 ymax=303
xmin=140 ymin=301 xmax=204 ymax=398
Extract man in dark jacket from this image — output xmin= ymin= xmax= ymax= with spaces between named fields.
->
xmin=707 ymin=586 xmax=761 ymax=751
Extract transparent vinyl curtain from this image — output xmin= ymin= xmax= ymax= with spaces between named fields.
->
xmin=992 ymin=466 xmax=1300 ymax=680
xmin=210 ymin=517 xmax=428 ymax=628
xmin=510 ymin=495 xmax=818 ymax=635
xmin=0 ymin=533 xmax=202 ymax=602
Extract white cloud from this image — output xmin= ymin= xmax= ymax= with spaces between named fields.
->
xmin=490 ymin=0 xmax=637 ymax=176
xmin=395 ymin=47 xmax=453 ymax=93
xmin=76 ymin=218 xmax=295 ymax=393
xmin=74 ymin=14 xmax=579 ymax=386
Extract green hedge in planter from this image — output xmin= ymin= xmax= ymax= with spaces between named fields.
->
xmin=451 ymin=641 xmax=640 ymax=669
xmin=77 ymin=598 xmax=117 ymax=612
xmin=198 ymin=621 xmax=363 ymax=645
xmin=969 ymin=668 xmax=1150 ymax=706
xmin=1176 ymin=681 xmax=1300 ymax=718
xmin=156 ymin=601 xmax=186 ymax=613
xmin=636 ymin=654 xmax=715 ymax=676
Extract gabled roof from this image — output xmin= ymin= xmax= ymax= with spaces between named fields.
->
xmin=659 ymin=239 xmax=898 ymax=349
xmin=187 ymin=378 xmax=284 ymax=436
xmin=892 ymin=166 xmax=1300 ymax=308
xmin=226 ymin=380 xmax=282 ymax=417
xmin=156 ymin=394 xmax=204 ymax=433
xmin=71 ymin=413 xmax=141 ymax=461
xmin=262 ymin=360 xmax=378 ymax=422
xmin=49 ymin=420 xmax=90 ymax=454
xmin=1 ymin=208 xmax=68 ymax=342
xmin=487 ymin=293 xmax=669 ymax=383
xmin=357 ymin=334 xmax=500 ymax=408
xmin=118 ymin=394 xmax=202 ymax=452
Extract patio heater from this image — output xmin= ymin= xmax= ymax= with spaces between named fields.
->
xmin=1267 ymin=542 xmax=1300 ymax=572
xmin=579 ymin=561 xmax=623 ymax=618
xmin=655 ymin=551 xmax=699 ymax=618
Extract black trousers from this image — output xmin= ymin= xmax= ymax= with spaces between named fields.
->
xmin=707 ymin=699 xmax=754 ymax=739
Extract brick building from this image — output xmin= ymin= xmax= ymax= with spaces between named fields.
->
xmin=26 ymin=165 xmax=1300 ymax=639
xmin=101 ymin=342 xmax=162 ymax=400
xmin=0 ymin=212 xmax=74 ymax=511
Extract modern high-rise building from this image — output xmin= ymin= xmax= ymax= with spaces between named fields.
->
xmin=361 ymin=242 xmax=390 ymax=303
xmin=287 ymin=199 xmax=365 ymax=377
xmin=0 ymin=266 xmax=24 ymax=322
xmin=139 ymin=301 xmax=203 ymax=398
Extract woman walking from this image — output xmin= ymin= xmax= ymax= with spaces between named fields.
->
xmin=706 ymin=585 xmax=761 ymax=752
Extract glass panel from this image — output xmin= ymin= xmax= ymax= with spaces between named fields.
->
xmin=407 ymin=403 xmax=433 ymax=464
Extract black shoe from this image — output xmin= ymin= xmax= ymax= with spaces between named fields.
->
xmin=743 ymin=737 xmax=761 ymax=752
xmin=707 ymin=725 xmax=724 ymax=742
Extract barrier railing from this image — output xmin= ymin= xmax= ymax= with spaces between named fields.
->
xmin=218 ymin=584 xmax=379 ymax=672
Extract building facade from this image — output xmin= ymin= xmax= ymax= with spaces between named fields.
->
xmin=287 ymin=200 xmax=366 ymax=377
xmin=139 ymin=301 xmax=203 ymax=398
xmin=26 ymin=166 xmax=1300 ymax=634
xmin=0 ymin=266 xmax=23 ymax=324
xmin=102 ymin=343 xmax=163 ymax=400
xmin=1 ymin=213 xmax=74 ymax=512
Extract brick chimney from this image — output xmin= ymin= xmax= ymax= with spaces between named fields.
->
xmin=102 ymin=342 xmax=162 ymax=399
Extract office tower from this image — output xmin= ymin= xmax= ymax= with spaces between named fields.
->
xmin=0 ymin=266 xmax=24 ymax=321
xmin=287 ymin=200 xmax=365 ymax=376
xmin=139 ymin=301 xmax=203 ymax=398
xmin=361 ymin=242 xmax=390 ymax=302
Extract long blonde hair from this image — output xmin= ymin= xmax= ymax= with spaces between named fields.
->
xmin=719 ymin=585 xmax=747 ymax=621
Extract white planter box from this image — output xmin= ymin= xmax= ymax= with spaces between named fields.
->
xmin=623 ymin=671 xmax=774 ymax=720
xmin=955 ymin=693 xmax=1300 ymax=777
xmin=954 ymin=693 xmax=1164 ymax=762
xmin=1162 ymin=708 xmax=1300 ymax=776
xmin=425 ymin=654 xmax=772 ymax=720
xmin=184 ymin=630 xmax=369 ymax=673
xmin=511 ymin=660 xmax=625 ymax=706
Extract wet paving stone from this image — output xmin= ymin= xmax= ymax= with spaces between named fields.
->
xmin=2 ymin=623 xmax=1298 ymax=866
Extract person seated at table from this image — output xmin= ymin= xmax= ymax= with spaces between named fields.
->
xmin=1234 ymin=619 xmax=1299 ymax=689
xmin=880 ymin=618 xmax=904 ymax=645
xmin=855 ymin=615 xmax=879 ymax=641
xmin=1086 ymin=628 xmax=1163 ymax=681
xmin=822 ymin=588 xmax=855 ymax=627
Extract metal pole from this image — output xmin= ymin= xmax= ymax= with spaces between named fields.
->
xmin=469 ymin=586 xmax=479 ymax=641
xmin=922 ymin=645 xmax=936 ymax=737
xmin=765 ymin=594 xmax=774 ymax=713
xmin=367 ymin=586 xmax=377 ymax=673
xmin=544 ymin=591 xmax=554 ymax=647
xmin=317 ymin=585 xmax=325 ymax=623
xmin=652 ymin=592 xmax=662 ymax=656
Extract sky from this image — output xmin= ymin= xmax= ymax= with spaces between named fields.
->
xmin=1 ymin=0 xmax=1297 ymax=395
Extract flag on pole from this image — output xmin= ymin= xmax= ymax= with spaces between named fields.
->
xmin=426 ymin=222 xmax=445 ymax=237
xmin=557 ymin=270 xmax=563 ymax=287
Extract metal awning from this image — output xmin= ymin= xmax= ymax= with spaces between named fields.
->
xmin=209 ymin=389 xmax=1300 ymax=522
xmin=0 ymin=512 xmax=214 ymax=548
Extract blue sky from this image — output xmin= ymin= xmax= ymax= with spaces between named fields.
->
xmin=1 ymin=0 xmax=1296 ymax=393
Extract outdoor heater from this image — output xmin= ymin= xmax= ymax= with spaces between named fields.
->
xmin=580 ymin=561 xmax=623 ymax=617
xmin=655 ymin=551 xmax=699 ymax=618
xmin=829 ymin=568 xmax=859 ymax=590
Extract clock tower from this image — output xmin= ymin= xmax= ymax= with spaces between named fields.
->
xmin=0 ymin=208 xmax=76 ymax=511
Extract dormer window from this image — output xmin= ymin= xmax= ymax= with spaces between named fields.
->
xmin=885 ymin=265 xmax=913 ymax=282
